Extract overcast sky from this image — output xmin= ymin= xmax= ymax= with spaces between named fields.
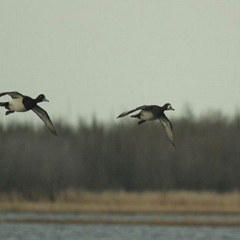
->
xmin=0 ymin=1 xmax=240 ymax=126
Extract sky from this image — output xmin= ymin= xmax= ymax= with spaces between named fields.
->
xmin=0 ymin=0 xmax=240 ymax=127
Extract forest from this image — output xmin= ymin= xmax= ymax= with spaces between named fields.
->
xmin=0 ymin=109 xmax=240 ymax=201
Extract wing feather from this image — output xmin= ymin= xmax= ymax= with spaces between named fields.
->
xmin=0 ymin=91 xmax=24 ymax=99
xmin=117 ymin=105 xmax=148 ymax=118
xmin=32 ymin=105 xmax=57 ymax=135
xmin=159 ymin=114 xmax=175 ymax=147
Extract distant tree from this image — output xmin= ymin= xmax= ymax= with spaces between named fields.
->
xmin=0 ymin=110 xmax=240 ymax=200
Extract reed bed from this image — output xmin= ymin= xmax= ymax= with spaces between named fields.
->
xmin=0 ymin=191 xmax=240 ymax=214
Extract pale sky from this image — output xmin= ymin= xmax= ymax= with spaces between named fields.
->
xmin=0 ymin=1 xmax=240 ymax=126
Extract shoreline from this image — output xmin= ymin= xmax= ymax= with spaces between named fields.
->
xmin=1 ymin=191 xmax=240 ymax=227
xmin=1 ymin=191 xmax=240 ymax=215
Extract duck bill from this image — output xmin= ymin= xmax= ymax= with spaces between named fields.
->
xmin=43 ymin=97 xmax=49 ymax=102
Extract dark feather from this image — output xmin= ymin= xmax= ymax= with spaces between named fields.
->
xmin=117 ymin=105 xmax=148 ymax=118
xmin=0 ymin=91 xmax=24 ymax=99
xmin=32 ymin=105 xmax=57 ymax=135
xmin=159 ymin=114 xmax=175 ymax=147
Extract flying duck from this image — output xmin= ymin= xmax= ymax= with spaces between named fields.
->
xmin=0 ymin=91 xmax=57 ymax=135
xmin=117 ymin=103 xmax=175 ymax=146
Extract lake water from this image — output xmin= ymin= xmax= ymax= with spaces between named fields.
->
xmin=0 ymin=213 xmax=240 ymax=240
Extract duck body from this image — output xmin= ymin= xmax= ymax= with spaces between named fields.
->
xmin=0 ymin=92 xmax=48 ymax=114
xmin=130 ymin=105 xmax=167 ymax=122
xmin=117 ymin=103 xmax=175 ymax=146
xmin=0 ymin=91 xmax=57 ymax=135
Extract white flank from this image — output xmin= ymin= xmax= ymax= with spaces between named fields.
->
xmin=8 ymin=98 xmax=26 ymax=112
xmin=140 ymin=111 xmax=154 ymax=121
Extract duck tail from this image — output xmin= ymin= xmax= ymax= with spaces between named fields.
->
xmin=0 ymin=102 xmax=7 ymax=107
xmin=0 ymin=102 xmax=9 ymax=110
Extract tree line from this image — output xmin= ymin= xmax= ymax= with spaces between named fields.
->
xmin=0 ymin=110 xmax=240 ymax=200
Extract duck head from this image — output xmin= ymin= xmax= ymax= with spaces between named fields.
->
xmin=164 ymin=103 xmax=174 ymax=111
xmin=36 ymin=94 xmax=49 ymax=103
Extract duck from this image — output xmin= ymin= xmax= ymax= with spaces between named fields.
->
xmin=117 ymin=103 xmax=175 ymax=146
xmin=0 ymin=91 xmax=57 ymax=135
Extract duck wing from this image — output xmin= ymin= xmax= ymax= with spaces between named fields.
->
xmin=159 ymin=113 xmax=175 ymax=147
xmin=0 ymin=91 xmax=24 ymax=99
xmin=32 ymin=105 xmax=57 ymax=135
xmin=117 ymin=105 xmax=151 ymax=118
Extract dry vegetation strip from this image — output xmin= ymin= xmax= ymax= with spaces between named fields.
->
xmin=1 ymin=191 xmax=240 ymax=215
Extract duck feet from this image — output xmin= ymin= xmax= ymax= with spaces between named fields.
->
xmin=5 ymin=110 xmax=14 ymax=115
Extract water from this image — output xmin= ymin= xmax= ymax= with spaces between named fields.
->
xmin=1 ymin=223 xmax=240 ymax=240
xmin=0 ymin=213 xmax=240 ymax=240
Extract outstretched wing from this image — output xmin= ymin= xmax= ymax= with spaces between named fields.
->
xmin=0 ymin=91 xmax=24 ymax=99
xmin=159 ymin=113 xmax=175 ymax=147
xmin=117 ymin=105 xmax=149 ymax=118
xmin=32 ymin=105 xmax=57 ymax=135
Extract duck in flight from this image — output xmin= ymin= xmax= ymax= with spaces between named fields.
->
xmin=117 ymin=103 xmax=175 ymax=146
xmin=0 ymin=91 xmax=57 ymax=135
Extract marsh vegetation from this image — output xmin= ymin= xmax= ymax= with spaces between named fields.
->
xmin=1 ymin=191 xmax=240 ymax=215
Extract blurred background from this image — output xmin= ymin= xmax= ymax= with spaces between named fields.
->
xmin=0 ymin=112 xmax=240 ymax=201
xmin=0 ymin=0 xmax=240 ymax=200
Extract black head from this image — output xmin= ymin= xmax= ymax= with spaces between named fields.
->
xmin=36 ymin=94 xmax=49 ymax=103
xmin=163 ymin=103 xmax=174 ymax=111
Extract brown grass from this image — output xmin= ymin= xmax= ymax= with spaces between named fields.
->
xmin=0 ymin=190 xmax=240 ymax=214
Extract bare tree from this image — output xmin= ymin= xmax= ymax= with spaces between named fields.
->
xmin=0 ymin=109 xmax=240 ymax=200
